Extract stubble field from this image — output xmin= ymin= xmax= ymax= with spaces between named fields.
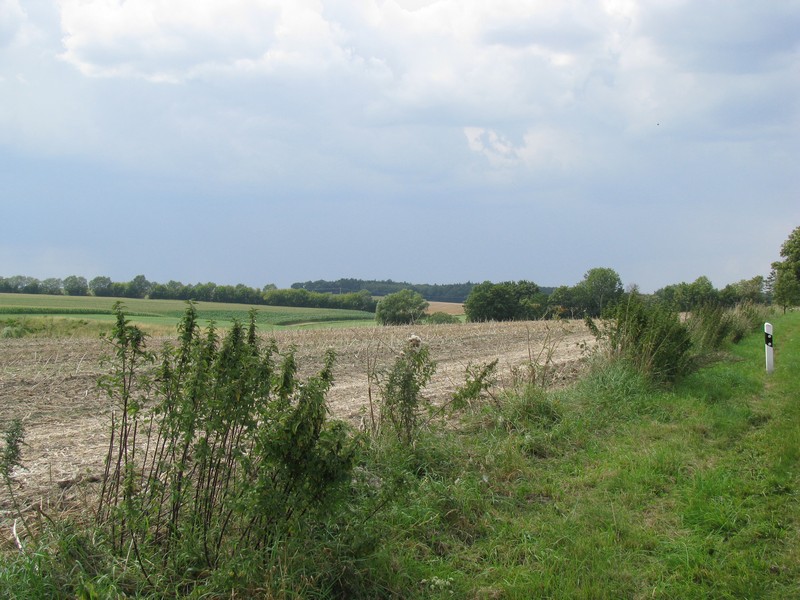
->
xmin=0 ymin=320 xmax=592 ymax=522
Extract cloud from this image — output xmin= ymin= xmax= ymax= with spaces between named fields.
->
xmin=1 ymin=1 xmax=792 ymax=207
xmin=641 ymin=0 xmax=800 ymax=74
xmin=464 ymin=126 xmax=581 ymax=171
xmin=57 ymin=0 xmax=352 ymax=81
xmin=0 ymin=0 xmax=33 ymax=48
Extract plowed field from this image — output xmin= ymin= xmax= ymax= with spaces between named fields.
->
xmin=0 ymin=320 xmax=592 ymax=522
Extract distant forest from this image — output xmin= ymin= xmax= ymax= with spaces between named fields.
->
xmin=292 ymin=278 xmax=556 ymax=303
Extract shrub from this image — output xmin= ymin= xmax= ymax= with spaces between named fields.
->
xmin=425 ymin=311 xmax=460 ymax=324
xmin=464 ymin=280 xmax=546 ymax=322
xmin=96 ymin=302 xmax=358 ymax=593
xmin=451 ymin=360 xmax=498 ymax=410
xmin=379 ymin=336 xmax=436 ymax=444
xmin=686 ymin=303 xmax=735 ymax=352
xmin=1 ymin=326 xmax=24 ymax=339
xmin=687 ymin=301 xmax=772 ymax=351
xmin=589 ymin=292 xmax=692 ymax=384
xmin=376 ymin=290 xmax=429 ymax=325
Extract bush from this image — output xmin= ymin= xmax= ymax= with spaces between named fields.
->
xmin=379 ymin=336 xmax=437 ymax=444
xmin=687 ymin=301 xmax=772 ymax=352
xmin=425 ymin=311 xmax=460 ymax=324
xmin=589 ymin=293 xmax=692 ymax=384
xmin=1 ymin=326 xmax=23 ymax=339
xmin=376 ymin=290 xmax=429 ymax=325
xmin=94 ymin=302 xmax=358 ymax=593
xmin=464 ymin=280 xmax=546 ymax=322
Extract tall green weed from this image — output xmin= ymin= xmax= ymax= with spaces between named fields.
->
xmin=687 ymin=301 xmax=771 ymax=352
xmin=587 ymin=292 xmax=692 ymax=384
xmin=96 ymin=302 xmax=358 ymax=593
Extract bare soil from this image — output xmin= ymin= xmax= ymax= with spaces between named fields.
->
xmin=425 ymin=301 xmax=465 ymax=315
xmin=0 ymin=320 xmax=592 ymax=525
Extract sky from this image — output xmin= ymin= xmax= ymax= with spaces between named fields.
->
xmin=1 ymin=0 xmax=798 ymax=292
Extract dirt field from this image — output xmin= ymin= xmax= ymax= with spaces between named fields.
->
xmin=425 ymin=301 xmax=465 ymax=315
xmin=0 ymin=320 xmax=592 ymax=524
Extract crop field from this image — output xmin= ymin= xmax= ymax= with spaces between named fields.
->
xmin=0 ymin=293 xmax=376 ymax=333
xmin=0 ymin=318 xmax=591 ymax=518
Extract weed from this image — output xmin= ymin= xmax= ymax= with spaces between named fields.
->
xmin=1 ymin=419 xmax=33 ymax=548
xmin=378 ymin=336 xmax=437 ymax=446
xmin=451 ymin=359 xmax=498 ymax=410
xmin=94 ymin=302 xmax=358 ymax=593
xmin=588 ymin=292 xmax=692 ymax=384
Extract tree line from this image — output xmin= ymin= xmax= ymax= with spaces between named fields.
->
xmin=0 ymin=275 xmax=378 ymax=313
xmin=462 ymin=266 xmax=783 ymax=324
xmin=292 ymin=278 xmax=483 ymax=303
xmin=4 ymin=226 xmax=799 ymax=321
xmin=376 ymin=237 xmax=800 ymax=326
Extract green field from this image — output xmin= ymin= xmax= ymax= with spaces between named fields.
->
xmin=0 ymin=293 xmax=376 ymax=335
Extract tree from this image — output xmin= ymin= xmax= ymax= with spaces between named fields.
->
xmin=426 ymin=311 xmax=460 ymax=324
xmin=375 ymin=289 xmax=429 ymax=325
xmin=464 ymin=280 xmax=545 ymax=322
xmin=780 ymin=225 xmax=800 ymax=280
xmin=125 ymin=275 xmax=152 ymax=299
xmin=40 ymin=278 xmax=63 ymax=295
xmin=548 ymin=285 xmax=581 ymax=318
xmin=576 ymin=268 xmax=623 ymax=317
xmin=719 ymin=276 xmax=765 ymax=306
xmin=687 ymin=276 xmax=718 ymax=307
xmin=63 ymin=275 xmax=89 ymax=296
xmin=769 ymin=226 xmax=800 ymax=312
xmin=771 ymin=261 xmax=800 ymax=313
xmin=89 ymin=276 xmax=114 ymax=297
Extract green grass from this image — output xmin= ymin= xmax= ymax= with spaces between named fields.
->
xmin=0 ymin=293 xmax=375 ymax=335
xmin=332 ymin=311 xmax=800 ymax=598
xmin=2 ymin=311 xmax=798 ymax=598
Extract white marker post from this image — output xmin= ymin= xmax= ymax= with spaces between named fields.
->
xmin=765 ymin=322 xmax=774 ymax=374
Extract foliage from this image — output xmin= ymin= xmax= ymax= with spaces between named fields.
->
xmin=62 ymin=275 xmax=89 ymax=296
xmin=88 ymin=276 xmax=114 ymax=297
xmin=576 ymin=267 xmax=624 ymax=317
xmin=686 ymin=301 xmax=770 ymax=351
xmin=547 ymin=284 xmax=582 ymax=318
xmin=1 ymin=419 xmax=32 ymax=544
xmin=39 ymin=278 xmax=63 ymax=296
xmin=292 ymin=278 xmax=481 ymax=303
xmin=451 ymin=360 xmax=498 ymax=410
xmin=94 ymin=302 xmax=358 ymax=593
xmin=0 ymin=276 xmax=42 ymax=294
xmin=464 ymin=280 xmax=547 ymax=322
xmin=769 ymin=226 xmax=800 ymax=312
xmin=379 ymin=336 xmax=437 ymax=444
xmin=654 ymin=276 xmax=720 ymax=311
xmin=425 ymin=311 xmax=460 ymax=324
xmin=375 ymin=289 xmax=429 ymax=325
xmin=588 ymin=292 xmax=692 ymax=384
xmin=718 ymin=276 xmax=765 ymax=306
xmin=0 ymin=316 xmax=112 ymax=339
xmin=1 ymin=419 xmax=25 ymax=482
xmin=779 ymin=225 xmax=800 ymax=278
xmin=263 ymin=287 xmax=377 ymax=312
xmin=771 ymin=262 xmax=800 ymax=312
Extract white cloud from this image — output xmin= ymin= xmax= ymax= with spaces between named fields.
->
xmin=464 ymin=125 xmax=582 ymax=172
xmin=0 ymin=0 xmax=38 ymax=48
xmin=2 ymin=0 xmax=793 ymax=196
xmin=57 ymin=0 xmax=340 ymax=81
